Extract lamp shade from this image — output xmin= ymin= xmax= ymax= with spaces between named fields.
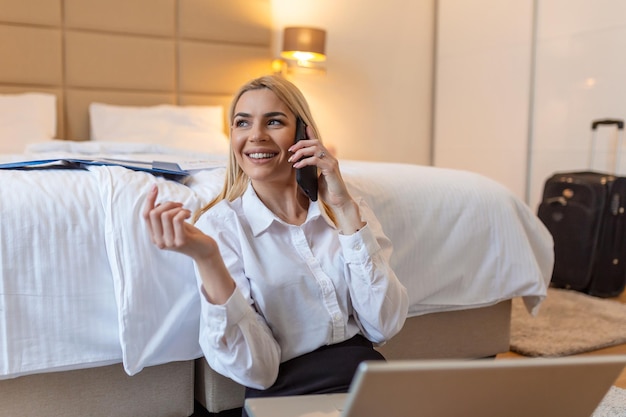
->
xmin=281 ymin=27 xmax=326 ymax=62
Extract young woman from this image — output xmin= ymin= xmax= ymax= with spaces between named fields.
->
xmin=143 ymin=75 xmax=408 ymax=413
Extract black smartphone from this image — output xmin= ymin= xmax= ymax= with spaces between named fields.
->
xmin=295 ymin=117 xmax=318 ymax=201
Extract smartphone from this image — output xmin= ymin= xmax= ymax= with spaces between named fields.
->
xmin=295 ymin=117 xmax=318 ymax=201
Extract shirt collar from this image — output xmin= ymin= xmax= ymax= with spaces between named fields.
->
xmin=242 ymin=183 xmax=323 ymax=236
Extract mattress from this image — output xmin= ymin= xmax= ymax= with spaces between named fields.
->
xmin=0 ymin=143 xmax=553 ymax=380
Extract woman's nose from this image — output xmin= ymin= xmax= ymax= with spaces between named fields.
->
xmin=249 ymin=125 xmax=267 ymax=141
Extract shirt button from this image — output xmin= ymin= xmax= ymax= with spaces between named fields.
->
xmin=354 ymin=243 xmax=362 ymax=251
xmin=333 ymin=313 xmax=341 ymax=321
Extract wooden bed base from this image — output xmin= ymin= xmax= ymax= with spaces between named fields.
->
xmin=195 ymin=301 xmax=512 ymax=413
xmin=0 ymin=301 xmax=510 ymax=416
xmin=377 ymin=300 xmax=511 ymax=360
xmin=0 ymin=360 xmax=194 ymax=417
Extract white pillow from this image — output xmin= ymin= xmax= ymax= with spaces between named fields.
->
xmin=0 ymin=93 xmax=57 ymax=154
xmin=89 ymin=102 xmax=230 ymax=154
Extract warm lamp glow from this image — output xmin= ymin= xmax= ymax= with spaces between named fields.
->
xmin=281 ymin=27 xmax=326 ymax=63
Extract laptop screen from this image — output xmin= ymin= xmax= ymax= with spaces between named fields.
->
xmin=245 ymin=356 xmax=626 ymax=417
xmin=343 ymin=356 xmax=626 ymax=417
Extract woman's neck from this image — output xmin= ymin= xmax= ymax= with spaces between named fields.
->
xmin=252 ymin=182 xmax=310 ymax=226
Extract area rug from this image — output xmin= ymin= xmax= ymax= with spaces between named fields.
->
xmin=510 ymin=287 xmax=626 ymax=357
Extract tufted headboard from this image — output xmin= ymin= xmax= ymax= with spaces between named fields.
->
xmin=0 ymin=0 xmax=273 ymax=140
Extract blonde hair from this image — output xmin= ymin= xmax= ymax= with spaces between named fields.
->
xmin=193 ymin=75 xmax=334 ymax=223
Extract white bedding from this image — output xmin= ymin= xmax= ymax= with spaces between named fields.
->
xmin=0 ymin=143 xmax=553 ymax=379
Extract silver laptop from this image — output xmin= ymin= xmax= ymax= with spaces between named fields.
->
xmin=244 ymin=355 xmax=626 ymax=417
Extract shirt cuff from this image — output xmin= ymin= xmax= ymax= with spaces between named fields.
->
xmin=338 ymin=223 xmax=381 ymax=264
xmin=201 ymin=287 xmax=251 ymax=334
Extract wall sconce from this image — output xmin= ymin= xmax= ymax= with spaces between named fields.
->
xmin=273 ymin=27 xmax=327 ymax=75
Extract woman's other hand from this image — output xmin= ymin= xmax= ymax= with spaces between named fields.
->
xmin=143 ymin=184 xmax=235 ymax=304
xmin=143 ymin=184 xmax=218 ymax=261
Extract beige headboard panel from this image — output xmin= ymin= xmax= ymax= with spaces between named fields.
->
xmin=0 ymin=0 xmax=273 ymax=140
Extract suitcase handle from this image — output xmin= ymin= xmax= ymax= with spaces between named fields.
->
xmin=589 ymin=118 xmax=625 ymax=174
xmin=592 ymin=119 xmax=624 ymax=130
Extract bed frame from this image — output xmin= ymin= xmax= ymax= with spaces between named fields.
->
xmin=0 ymin=1 xmax=512 ymax=415
xmin=195 ymin=301 xmax=511 ymax=413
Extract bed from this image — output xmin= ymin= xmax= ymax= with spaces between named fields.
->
xmin=0 ymin=1 xmax=554 ymax=416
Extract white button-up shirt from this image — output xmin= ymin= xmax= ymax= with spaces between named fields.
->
xmin=195 ymin=184 xmax=408 ymax=389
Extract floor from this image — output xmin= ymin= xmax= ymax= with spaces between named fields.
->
xmin=192 ymin=401 xmax=242 ymax=417
xmin=496 ymin=288 xmax=626 ymax=389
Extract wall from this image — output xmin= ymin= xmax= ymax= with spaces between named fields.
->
xmin=434 ymin=0 xmax=626 ymax=209
xmin=270 ymin=0 xmax=434 ymax=166
xmin=433 ymin=0 xmax=535 ymax=202
xmin=269 ymin=0 xmax=534 ymax=202
xmin=529 ymin=0 xmax=626 ymax=209
xmin=271 ymin=1 xmax=626 ymax=210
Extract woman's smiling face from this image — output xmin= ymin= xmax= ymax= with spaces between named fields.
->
xmin=231 ymin=88 xmax=297 ymax=185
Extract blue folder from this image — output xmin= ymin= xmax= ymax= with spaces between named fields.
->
xmin=0 ymin=158 xmax=190 ymax=182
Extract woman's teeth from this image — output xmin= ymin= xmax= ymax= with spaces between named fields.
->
xmin=249 ymin=153 xmax=275 ymax=159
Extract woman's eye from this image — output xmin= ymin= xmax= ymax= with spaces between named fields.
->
xmin=268 ymin=119 xmax=282 ymax=126
xmin=234 ymin=119 xmax=248 ymax=128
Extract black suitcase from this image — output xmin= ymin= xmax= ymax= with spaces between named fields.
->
xmin=537 ymin=119 xmax=626 ymax=297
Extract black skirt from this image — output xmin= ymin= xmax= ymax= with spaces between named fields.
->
xmin=242 ymin=334 xmax=385 ymax=417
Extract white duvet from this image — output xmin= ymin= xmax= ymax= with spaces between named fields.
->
xmin=0 ymin=142 xmax=553 ymax=379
